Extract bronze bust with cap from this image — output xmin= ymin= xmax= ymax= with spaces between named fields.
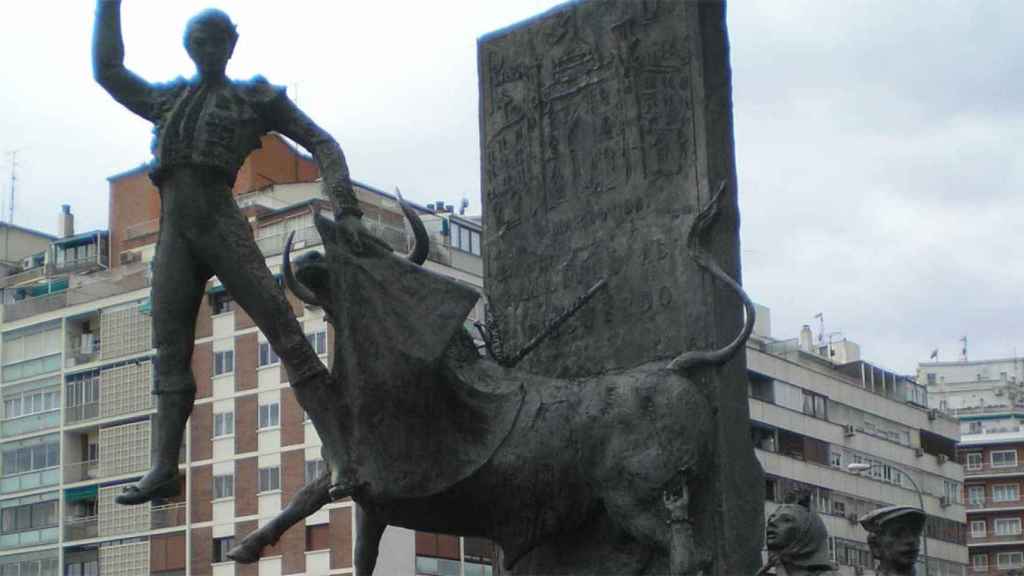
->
xmin=859 ymin=506 xmax=926 ymax=576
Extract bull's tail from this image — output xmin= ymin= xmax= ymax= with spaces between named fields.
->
xmin=668 ymin=181 xmax=756 ymax=373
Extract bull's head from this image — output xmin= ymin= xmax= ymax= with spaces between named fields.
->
xmin=282 ymin=198 xmax=430 ymax=324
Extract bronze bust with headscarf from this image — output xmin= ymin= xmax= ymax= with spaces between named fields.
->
xmin=758 ymin=501 xmax=837 ymax=576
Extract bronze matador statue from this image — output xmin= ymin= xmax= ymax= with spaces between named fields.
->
xmin=92 ymin=0 xmax=366 ymax=504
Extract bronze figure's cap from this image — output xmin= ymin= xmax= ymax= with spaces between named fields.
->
xmin=859 ymin=506 xmax=926 ymax=533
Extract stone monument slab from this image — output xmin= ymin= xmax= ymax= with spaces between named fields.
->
xmin=479 ymin=1 xmax=763 ymax=574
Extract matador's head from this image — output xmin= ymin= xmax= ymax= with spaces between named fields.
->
xmin=183 ymin=9 xmax=238 ymax=79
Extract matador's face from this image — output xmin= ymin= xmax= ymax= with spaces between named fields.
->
xmin=186 ymin=27 xmax=235 ymax=79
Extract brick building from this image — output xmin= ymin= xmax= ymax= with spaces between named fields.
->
xmin=0 ymin=137 xmax=493 ymax=576
xmin=921 ymin=358 xmax=1024 ymax=574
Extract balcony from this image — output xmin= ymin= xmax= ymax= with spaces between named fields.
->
xmin=65 ymin=402 xmax=99 ymax=425
xmin=0 ymin=466 xmax=60 ymax=494
xmin=965 ymin=463 xmax=1024 ymax=477
xmin=63 ymin=515 xmax=98 ymax=541
xmin=969 ymin=532 xmax=1024 ymax=545
xmin=63 ymin=460 xmax=99 ymax=484
xmin=63 ymin=502 xmax=185 ymax=543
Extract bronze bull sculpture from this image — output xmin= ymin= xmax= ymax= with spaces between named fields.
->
xmin=227 ymin=186 xmax=755 ymax=575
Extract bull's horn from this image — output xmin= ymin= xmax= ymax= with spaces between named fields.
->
xmin=669 ymin=181 xmax=756 ymax=373
xmin=394 ymin=187 xmax=428 ymax=265
xmin=283 ymin=231 xmax=321 ymax=308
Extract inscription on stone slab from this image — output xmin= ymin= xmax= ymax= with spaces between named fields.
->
xmin=481 ymin=0 xmax=709 ymax=377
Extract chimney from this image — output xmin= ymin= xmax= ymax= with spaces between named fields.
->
xmin=799 ymin=324 xmax=814 ymax=352
xmin=58 ymin=205 xmax=74 ymax=238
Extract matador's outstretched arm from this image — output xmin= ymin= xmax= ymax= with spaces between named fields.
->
xmin=92 ymin=0 xmax=161 ymax=121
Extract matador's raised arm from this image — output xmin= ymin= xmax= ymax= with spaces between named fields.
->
xmin=92 ymin=0 xmax=162 ymax=122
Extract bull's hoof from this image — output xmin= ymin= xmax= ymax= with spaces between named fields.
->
xmin=226 ymin=532 xmax=268 ymax=564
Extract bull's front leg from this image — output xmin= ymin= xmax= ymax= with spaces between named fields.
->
xmin=228 ymin=471 xmax=332 ymax=563
xmin=354 ymin=504 xmax=387 ymax=576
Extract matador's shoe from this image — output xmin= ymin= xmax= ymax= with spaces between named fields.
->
xmin=115 ymin=470 xmax=182 ymax=505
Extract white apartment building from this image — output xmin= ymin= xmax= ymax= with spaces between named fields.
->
xmin=752 ymin=308 xmax=967 ymax=576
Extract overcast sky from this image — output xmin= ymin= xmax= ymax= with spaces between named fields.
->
xmin=0 ymin=1 xmax=1020 ymax=374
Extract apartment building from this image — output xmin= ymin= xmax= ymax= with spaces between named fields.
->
xmin=921 ymin=358 xmax=1024 ymax=575
xmin=0 ymin=139 xmax=494 ymax=576
xmin=751 ymin=311 xmax=968 ymax=576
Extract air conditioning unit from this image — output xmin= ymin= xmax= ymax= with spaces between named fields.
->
xmin=843 ymin=424 xmax=856 ymax=437
xmin=940 ymin=496 xmax=950 ymax=507
xmin=119 ymin=251 xmax=140 ymax=265
xmin=914 ymin=448 xmax=924 ymax=457
xmin=928 ymin=408 xmax=938 ymax=421
xmin=996 ymin=388 xmax=1005 ymax=396
xmin=846 ymin=513 xmax=859 ymax=524
xmin=937 ymin=454 xmax=948 ymax=465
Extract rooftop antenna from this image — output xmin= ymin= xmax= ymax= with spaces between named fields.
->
xmin=960 ymin=336 xmax=968 ymax=362
xmin=459 ymin=197 xmax=469 ymax=216
xmin=813 ymin=312 xmax=824 ymax=345
xmin=6 ymin=149 xmax=22 ymax=224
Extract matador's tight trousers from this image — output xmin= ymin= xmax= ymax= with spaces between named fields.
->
xmin=149 ymin=167 xmax=327 ymax=475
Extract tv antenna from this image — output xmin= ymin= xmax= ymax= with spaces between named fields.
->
xmin=6 ymin=149 xmax=24 ymax=224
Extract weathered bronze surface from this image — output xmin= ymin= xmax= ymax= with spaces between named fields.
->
xmin=760 ymin=502 xmax=837 ymax=576
xmin=479 ymin=1 xmax=762 ymax=574
xmin=860 ymin=506 xmax=927 ymax=576
xmin=92 ymin=0 xmax=364 ymax=505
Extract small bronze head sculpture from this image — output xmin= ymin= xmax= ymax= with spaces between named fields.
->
xmin=860 ymin=506 xmax=925 ymax=576
xmin=758 ymin=501 xmax=835 ymax=576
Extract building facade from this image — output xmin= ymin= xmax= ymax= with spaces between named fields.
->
xmin=752 ymin=311 xmax=968 ymax=576
xmin=0 ymin=141 xmax=493 ymax=576
xmin=921 ymin=358 xmax=1024 ymax=575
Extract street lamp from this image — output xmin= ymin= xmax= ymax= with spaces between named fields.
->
xmin=847 ymin=462 xmax=929 ymax=576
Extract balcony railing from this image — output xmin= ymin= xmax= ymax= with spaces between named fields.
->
xmin=151 ymin=502 xmax=187 ymax=530
xmin=969 ymin=532 xmax=1024 ymax=544
xmin=65 ymin=402 xmax=100 ymax=425
xmin=0 ymin=266 xmax=45 ymax=288
xmin=64 ymin=516 xmax=98 ymax=541
xmin=965 ymin=463 xmax=1024 ymax=476
xmin=65 ymin=340 xmax=101 ymax=369
xmin=63 ymin=460 xmax=100 ymax=484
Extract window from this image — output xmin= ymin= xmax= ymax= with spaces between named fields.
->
xmin=801 ymin=391 xmax=827 ymax=419
xmin=992 ymin=450 xmax=1018 ymax=468
xmin=65 ymin=375 xmax=99 ymax=409
xmin=212 ymin=537 xmax=235 ymax=563
xmin=213 ymin=411 xmax=234 ymax=437
xmin=305 ymin=459 xmax=326 ymax=483
xmin=997 ymin=552 xmax=1024 ymax=570
xmin=2 ymin=441 xmax=59 ymax=476
xmin=994 ymin=517 xmax=1021 ymax=536
xmin=464 ymin=562 xmax=494 ymax=576
xmin=64 ymin=559 xmax=97 ymax=576
xmin=967 ymin=485 xmax=985 ymax=506
xmin=2 ymin=388 xmax=59 ymax=420
xmin=258 ymin=403 xmax=280 ymax=429
xmin=971 ymin=520 xmax=987 ymax=537
xmin=829 ymin=450 xmax=843 ymax=468
xmin=972 ymin=554 xmax=988 ymax=571
xmin=258 ymin=342 xmax=280 ymax=367
xmin=210 ymin=292 xmax=234 ymax=315
xmin=213 ymin=474 xmax=234 ymax=499
xmin=450 ymin=222 xmax=481 ymax=255
xmin=966 ymin=452 xmax=983 ymax=471
xmin=306 ymin=331 xmax=327 ymax=355
xmin=968 ymin=421 xmax=983 ymax=434
xmin=258 ymin=467 xmax=280 ymax=492
xmin=993 ymin=484 xmax=1019 ymax=503
xmin=213 ymin=350 xmax=234 ymax=376
xmin=926 ymin=373 xmax=936 ymax=385
xmin=0 ymin=500 xmax=57 ymax=534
